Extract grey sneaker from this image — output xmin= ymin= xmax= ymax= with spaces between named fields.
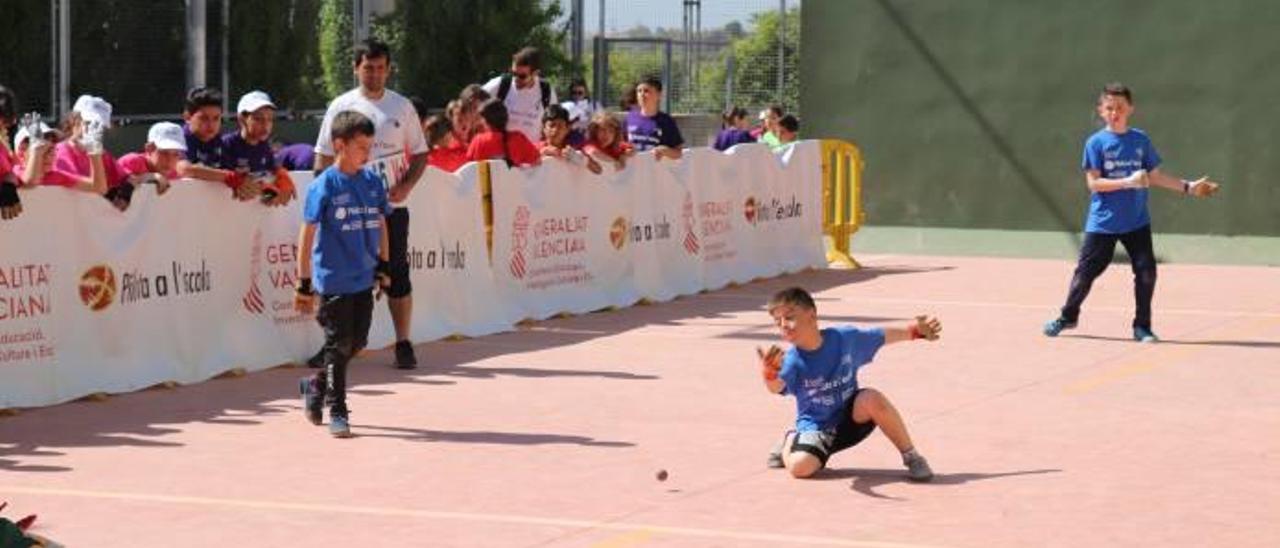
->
xmin=1043 ymin=317 xmax=1077 ymax=337
xmin=1133 ymin=326 xmax=1160 ymax=343
xmin=904 ymin=454 xmax=934 ymax=482
xmin=766 ymin=430 xmax=793 ymax=469
xmin=329 ymin=414 xmax=353 ymax=438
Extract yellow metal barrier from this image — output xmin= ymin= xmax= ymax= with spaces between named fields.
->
xmin=479 ymin=161 xmax=494 ymax=260
xmin=820 ymin=139 xmax=866 ymax=269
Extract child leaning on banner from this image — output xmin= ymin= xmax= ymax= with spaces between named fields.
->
xmin=176 ymin=86 xmax=263 ymax=201
xmin=760 ymin=287 xmax=941 ymax=481
xmin=220 ymin=91 xmax=295 ymax=207
xmin=116 ymin=122 xmax=189 ymax=196
xmin=538 ymin=104 xmax=602 ymax=174
xmin=295 ymin=110 xmax=393 ymax=438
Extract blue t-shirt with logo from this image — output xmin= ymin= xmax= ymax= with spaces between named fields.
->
xmin=779 ymin=326 xmax=886 ymax=432
xmin=303 ymin=166 xmax=393 ymax=295
xmin=625 ymin=109 xmax=684 ymax=152
xmin=1080 ymin=128 xmax=1162 ymax=234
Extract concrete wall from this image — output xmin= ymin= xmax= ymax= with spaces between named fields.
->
xmin=801 ymin=0 xmax=1280 ymax=236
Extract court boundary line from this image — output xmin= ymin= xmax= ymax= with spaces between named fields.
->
xmin=0 ymin=485 xmax=948 ymax=548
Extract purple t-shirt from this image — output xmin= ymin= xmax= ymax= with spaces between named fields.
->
xmin=183 ymin=126 xmax=226 ymax=168
xmin=625 ymin=109 xmax=684 ymax=152
xmin=219 ymin=133 xmax=276 ymax=174
xmin=275 ymin=143 xmax=315 ymax=171
xmin=713 ymin=128 xmax=756 ymax=151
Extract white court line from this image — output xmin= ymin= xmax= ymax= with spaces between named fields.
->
xmin=0 ymin=485 xmax=945 ymax=548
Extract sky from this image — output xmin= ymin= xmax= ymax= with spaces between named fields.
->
xmin=566 ymin=0 xmax=798 ymax=35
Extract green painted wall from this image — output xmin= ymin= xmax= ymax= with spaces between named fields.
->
xmin=801 ymin=0 xmax=1280 ymax=236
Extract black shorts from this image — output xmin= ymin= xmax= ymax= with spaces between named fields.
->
xmin=385 ymin=207 xmax=412 ymax=298
xmin=790 ymin=388 xmax=877 ymax=466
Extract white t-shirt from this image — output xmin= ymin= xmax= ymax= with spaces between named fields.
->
xmin=314 ymin=87 xmax=428 ymax=162
xmin=481 ymin=75 xmax=557 ymax=144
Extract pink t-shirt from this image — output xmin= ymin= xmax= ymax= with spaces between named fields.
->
xmin=118 ymin=152 xmax=179 ymax=179
xmin=54 ymin=141 xmax=127 ymax=188
xmin=0 ymin=147 xmax=14 ymax=183
xmin=10 ymin=153 xmax=80 ymax=187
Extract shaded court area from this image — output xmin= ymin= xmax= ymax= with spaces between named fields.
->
xmin=1 ymin=254 xmax=1277 ymax=547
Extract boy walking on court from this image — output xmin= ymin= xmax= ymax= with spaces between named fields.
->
xmin=1044 ymin=83 xmax=1219 ymax=342
xmin=295 ymin=111 xmax=392 ymax=438
xmin=761 ymin=287 xmax=942 ymax=481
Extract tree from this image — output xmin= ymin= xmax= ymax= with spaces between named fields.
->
xmin=227 ymin=0 xmax=324 ymax=111
xmin=376 ymin=0 xmax=575 ymax=108
xmin=702 ymin=7 xmax=800 ymax=114
xmin=0 ymin=0 xmax=55 ymax=114
xmin=318 ymin=0 xmax=353 ymax=100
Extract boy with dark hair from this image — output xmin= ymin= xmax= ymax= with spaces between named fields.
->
xmin=482 ymin=46 xmax=557 ymax=143
xmin=773 ymin=114 xmax=799 ymax=150
xmin=296 ymin=110 xmax=392 ymax=438
xmin=760 ymin=287 xmax=941 ymax=481
xmin=1043 ymin=83 xmax=1220 ymax=342
xmin=538 ymin=104 xmax=601 ymax=174
xmin=625 ymin=77 xmax=683 ymax=161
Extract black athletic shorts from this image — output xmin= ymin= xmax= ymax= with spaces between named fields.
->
xmin=790 ymin=388 xmax=877 ymax=466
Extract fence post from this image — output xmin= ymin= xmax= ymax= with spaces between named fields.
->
xmin=480 ymin=162 xmax=494 ymax=261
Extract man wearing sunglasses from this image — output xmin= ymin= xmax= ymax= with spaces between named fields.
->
xmin=481 ymin=46 xmax=557 ymax=144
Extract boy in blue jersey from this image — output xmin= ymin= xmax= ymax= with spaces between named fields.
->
xmin=1044 ymin=83 xmax=1219 ymax=342
xmin=295 ymin=110 xmax=393 ymax=438
xmin=760 ymin=287 xmax=942 ymax=481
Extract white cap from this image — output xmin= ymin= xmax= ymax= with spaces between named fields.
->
xmin=13 ymin=122 xmax=58 ymax=149
xmin=236 ymin=91 xmax=277 ymax=115
xmin=758 ymin=109 xmax=770 ymax=121
xmin=147 ymin=122 xmax=187 ymax=152
xmin=73 ymin=95 xmax=113 ymax=127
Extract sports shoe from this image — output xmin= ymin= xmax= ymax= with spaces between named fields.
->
xmin=299 ymin=377 xmax=322 ymax=425
xmin=1042 ymin=317 xmax=1078 ymax=337
xmin=305 ymin=348 xmax=325 ymax=369
xmin=1133 ymin=326 xmax=1160 ymax=343
xmin=394 ymin=340 xmax=417 ymax=369
xmin=329 ymin=413 xmax=353 ymax=438
xmin=904 ymin=453 xmax=934 ymax=482
xmin=765 ymin=430 xmax=794 ymax=469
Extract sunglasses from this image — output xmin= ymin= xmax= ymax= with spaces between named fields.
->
xmin=514 ymin=72 xmax=533 ymax=82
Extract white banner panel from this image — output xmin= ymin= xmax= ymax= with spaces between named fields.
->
xmin=1 ymin=141 xmax=824 ymax=408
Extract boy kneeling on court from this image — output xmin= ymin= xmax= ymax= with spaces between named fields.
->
xmin=295 ymin=110 xmax=392 ymax=438
xmin=761 ymin=287 xmax=941 ymax=481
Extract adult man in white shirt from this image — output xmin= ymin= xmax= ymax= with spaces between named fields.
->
xmin=480 ymin=46 xmax=557 ymax=144
xmin=314 ymin=38 xmax=429 ymax=369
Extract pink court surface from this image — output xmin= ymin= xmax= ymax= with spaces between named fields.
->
xmin=2 ymin=254 xmax=1277 ymax=547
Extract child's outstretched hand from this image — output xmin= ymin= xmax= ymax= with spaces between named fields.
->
xmin=911 ymin=315 xmax=943 ymax=341
xmin=1187 ymin=177 xmax=1219 ymax=198
xmin=757 ymin=345 xmax=783 ymax=381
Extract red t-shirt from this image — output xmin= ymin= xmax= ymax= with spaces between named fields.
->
xmin=583 ymin=139 xmax=634 ymax=160
xmin=428 ymin=145 xmax=469 ymax=173
xmin=465 ymin=130 xmax=541 ymax=167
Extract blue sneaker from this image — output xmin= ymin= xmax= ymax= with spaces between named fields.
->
xmin=329 ymin=414 xmax=353 ymax=438
xmin=1043 ymin=317 xmax=1077 ymax=337
xmin=299 ymin=377 xmax=322 ymax=425
xmin=1133 ymin=326 xmax=1160 ymax=343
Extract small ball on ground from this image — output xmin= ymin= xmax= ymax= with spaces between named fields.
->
xmin=655 ymin=469 xmax=668 ymax=481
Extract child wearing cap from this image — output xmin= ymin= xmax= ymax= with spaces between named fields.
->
xmin=221 ymin=91 xmax=295 ymax=207
xmin=13 ymin=117 xmax=80 ymax=189
xmin=177 ymin=86 xmax=263 ymax=201
xmin=53 ymin=95 xmax=125 ymax=205
xmin=117 ymin=122 xmax=189 ymax=195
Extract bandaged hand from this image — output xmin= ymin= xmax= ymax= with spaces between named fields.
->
xmin=757 ymin=345 xmax=783 ymax=381
xmin=0 ymin=181 xmax=22 ymax=220
xmin=1186 ymin=177 xmax=1220 ymax=198
xmin=81 ymin=119 xmax=105 ymax=155
xmin=909 ymin=315 xmax=942 ymax=341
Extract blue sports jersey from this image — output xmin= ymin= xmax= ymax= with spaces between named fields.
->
xmin=303 ymin=166 xmax=393 ymax=295
xmin=779 ymin=326 xmax=886 ymax=432
xmin=1080 ymin=128 xmax=1162 ymax=234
